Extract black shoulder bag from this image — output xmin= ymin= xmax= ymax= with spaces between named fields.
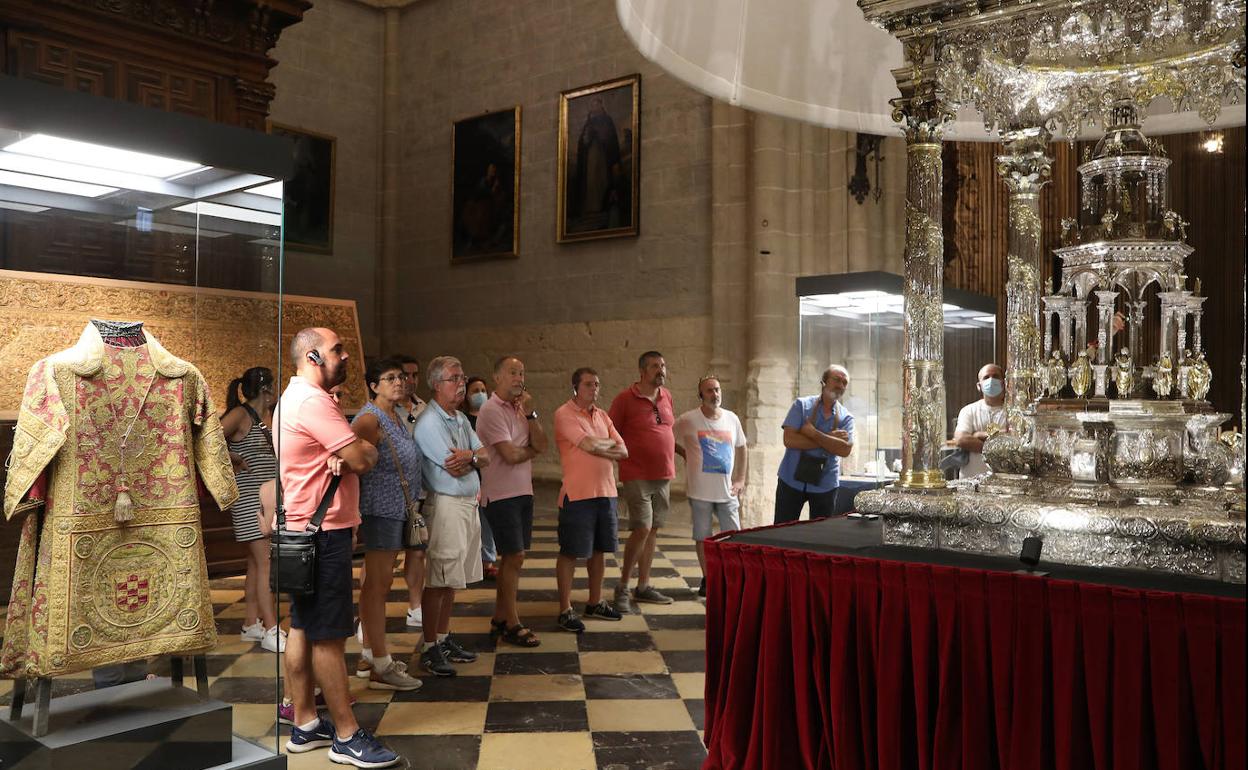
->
xmin=269 ymin=475 xmax=341 ymax=596
xmin=793 ymin=402 xmax=839 ymax=485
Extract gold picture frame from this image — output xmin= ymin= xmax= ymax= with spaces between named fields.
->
xmin=451 ymin=106 xmax=522 ymax=262
xmin=557 ymin=74 xmax=641 ymax=243
xmin=268 ymin=122 xmax=337 ymax=254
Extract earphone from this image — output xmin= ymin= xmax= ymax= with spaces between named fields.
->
xmin=307 ymin=350 xmax=324 ymax=366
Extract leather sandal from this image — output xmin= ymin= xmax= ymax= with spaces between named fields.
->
xmin=501 ymin=624 xmax=541 ymax=648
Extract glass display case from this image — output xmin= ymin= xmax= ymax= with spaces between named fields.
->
xmin=0 ymin=75 xmax=289 ymax=767
xmin=797 ymin=271 xmax=996 ymax=485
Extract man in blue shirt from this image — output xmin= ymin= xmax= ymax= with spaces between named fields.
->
xmin=775 ymin=364 xmax=855 ymax=523
xmin=413 ymin=355 xmax=490 ymax=677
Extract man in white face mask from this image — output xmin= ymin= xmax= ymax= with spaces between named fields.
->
xmin=953 ymin=363 xmax=1007 ymax=477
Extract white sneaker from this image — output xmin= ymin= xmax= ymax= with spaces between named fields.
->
xmin=406 ymin=607 xmax=423 ymax=628
xmin=240 ymin=621 xmax=265 ymax=642
xmin=260 ymin=625 xmax=287 ymax=653
xmin=368 ymin=660 xmax=422 ymax=691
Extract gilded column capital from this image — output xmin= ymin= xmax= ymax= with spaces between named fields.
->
xmin=889 ymin=32 xmax=954 ymax=145
xmin=996 ymin=127 xmax=1054 ymax=198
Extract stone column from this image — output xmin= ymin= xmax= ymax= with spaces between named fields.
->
xmin=375 ymin=7 xmax=402 ymax=353
xmin=890 ymin=35 xmax=949 ymax=491
xmin=996 ymin=127 xmax=1052 ymax=434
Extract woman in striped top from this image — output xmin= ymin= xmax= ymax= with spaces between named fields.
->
xmin=222 ymin=367 xmax=283 ymax=653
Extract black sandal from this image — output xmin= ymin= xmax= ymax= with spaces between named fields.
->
xmin=501 ymin=623 xmax=541 ymax=648
xmin=489 ymin=618 xmax=507 ymax=638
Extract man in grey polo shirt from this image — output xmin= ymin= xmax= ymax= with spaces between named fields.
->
xmin=412 ymin=355 xmax=490 ymax=677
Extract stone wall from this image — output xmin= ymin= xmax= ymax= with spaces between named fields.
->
xmin=269 ymin=0 xmax=384 ymax=355
xmin=265 ymin=0 xmax=911 ymax=521
xmin=391 ymin=0 xmax=715 ymax=481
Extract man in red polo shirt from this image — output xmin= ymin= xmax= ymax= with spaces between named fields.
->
xmin=608 ymin=350 xmax=677 ymax=612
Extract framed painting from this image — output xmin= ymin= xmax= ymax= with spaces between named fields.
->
xmin=269 ymin=123 xmax=336 ymax=253
xmin=557 ymin=74 xmax=640 ymax=243
xmin=451 ymin=106 xmax=521 ymax=261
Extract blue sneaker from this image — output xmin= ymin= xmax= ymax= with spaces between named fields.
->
xmin=285 ymin=716 xmax=335 ymax=753
xmin=328 ymin=728 xmax=400 ymax=768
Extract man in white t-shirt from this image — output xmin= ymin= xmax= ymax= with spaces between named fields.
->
xmin=673 ymin=376 xmax=747 ymax=597
xmin=953 ymin=363 xmax=1007 ymax=478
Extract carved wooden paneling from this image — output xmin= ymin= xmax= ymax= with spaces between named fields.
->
xmin=945 ymin=128 xmax=1245 ymax=425
xmin=123 ymin=62 xmax=216 ymax=119
xmin=11 ymin=33 xmax=118 ymax=96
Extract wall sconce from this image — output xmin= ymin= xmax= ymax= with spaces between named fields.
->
xmin=1200 ymin=131 xmax=1224 ymax=154
xmin=850 ymin=133 xmax=885 ymax=204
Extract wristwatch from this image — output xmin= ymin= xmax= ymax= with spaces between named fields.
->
xmin=526 ymin=410 xmax=538 ymax=420
xmin=469 ymin=453 xmax=479 ymax=468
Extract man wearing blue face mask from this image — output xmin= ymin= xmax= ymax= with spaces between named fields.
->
xmin=954 ymin=363 xmax=1007 ymax=477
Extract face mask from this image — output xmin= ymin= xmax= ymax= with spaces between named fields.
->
xmin=468 ymin=392 xmax=488 ymax=410
xmin=981 ymin=377 xmax=1004 ymax=398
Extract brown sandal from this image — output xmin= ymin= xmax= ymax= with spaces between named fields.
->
xmin=501 ymin=623 xmax=541 ymax=648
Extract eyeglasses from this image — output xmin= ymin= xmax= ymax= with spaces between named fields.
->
xmin=379 ymin=374 xmax=405 ymax=383
xmin=441 ymin=375 xmax=468 ymax=384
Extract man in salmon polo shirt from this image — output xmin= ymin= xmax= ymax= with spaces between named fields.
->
xmin=553 ymin=367 xmax=628 ymax=632
xmin=277 ymin=327 xmax=400 ymax=769
xmin=475 ymin=355 xmax=549 ymax=647
xmin=608 ymin=351 xmax=677 ymax=613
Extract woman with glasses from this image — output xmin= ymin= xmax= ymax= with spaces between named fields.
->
xmin=462 ymin=376 xmax=499 ymax=580
xmin=222 ymin=367 xmax=284 ymax=652
xmin=351 ymin=358 xmax=425 ymax=691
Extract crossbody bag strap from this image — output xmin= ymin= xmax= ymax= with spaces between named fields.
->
xmin=378 ymin=429 xmax=418 ymax=514
xmin=305 ymin=475 xmax=341 ymax=533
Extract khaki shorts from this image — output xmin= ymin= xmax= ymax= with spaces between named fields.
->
xmin=621 ymin=479 xmax=671 ymax=529
xmin=424 ymin=493 xmax=483 ymax=589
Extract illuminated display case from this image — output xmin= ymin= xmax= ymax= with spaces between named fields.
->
xmin=0 ymin=75 xmax=288 ymax=767
xmin=797 ymin=271 xmax=997 ymax=483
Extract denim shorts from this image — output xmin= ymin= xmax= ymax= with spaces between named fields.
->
xmin=557 ymin=496 xmax=618 ymax=559
xmin=482 ymin=495 xmax=534 ymax=556
xmin=689 ymin=498 xmax=741 ymax=541
xmin=359 ymin=515 xmax=406 ymax=551
xmin=289 ymin=528 xmax=355 ymax=641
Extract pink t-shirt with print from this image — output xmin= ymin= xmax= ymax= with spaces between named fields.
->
xmin=276 ymin=375 xmax=361 ymax=531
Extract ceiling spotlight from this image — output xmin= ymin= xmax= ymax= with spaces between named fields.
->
xmin=1201 ymin=132 xmax=1224 ymax=154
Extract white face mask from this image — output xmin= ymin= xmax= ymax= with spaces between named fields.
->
xmin=981 ymin=377 xmax=1004 ymax=398
xmin=468 ymin=392 xmax=488 ymax=410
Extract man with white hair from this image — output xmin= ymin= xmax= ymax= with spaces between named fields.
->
xmin=774 ymin=364 xmax=855 ymax=523
xmin=412 ymin=355 xmax=490 ymax=677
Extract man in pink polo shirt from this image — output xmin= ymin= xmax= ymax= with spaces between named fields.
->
xmin=276 ymin=327 xmax=400 ymax=768
xmin=553 ymin=367 xmax=628 ymax=632
xmin=608 ymin=350 xmax=677 ymax=613
xmin=476 ymin=355 xmax=549 ymax=647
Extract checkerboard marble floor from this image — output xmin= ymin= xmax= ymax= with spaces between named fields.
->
xmin=1 ymin=496 xmax=711 ymax=770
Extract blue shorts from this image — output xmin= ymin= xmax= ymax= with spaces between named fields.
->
xmin=358 ymin=515 xmax=406 ymax=551
xmin=483 ymin=495 xmax=534 ymax=556
xmin=557 ymin=496 xmax=618 ymax=559
xmin=289 ymin=528 xmax=355 ymax=642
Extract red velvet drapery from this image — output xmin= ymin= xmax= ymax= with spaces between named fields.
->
xmin=702 ymin=531 xmax=1245 ymax=770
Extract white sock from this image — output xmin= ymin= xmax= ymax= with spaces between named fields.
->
xmin=298 ymin=717 xmax=320 ymax=731
xmin=373 ymin=654 xmax=393 ymax=671
xmin=361 ymin=647 xmax=373 ymax=661
xmin=436 ymin=632 xmax=449 ymax=642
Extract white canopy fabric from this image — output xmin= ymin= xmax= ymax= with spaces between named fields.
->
xmin=616 ymin=0 xmax=1245 ymax=140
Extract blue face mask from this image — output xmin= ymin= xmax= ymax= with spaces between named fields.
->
xmin=468 ymin=392 xmax=488 ymax=410
xmin=981 ymin=377 xmax=1004 ymax=398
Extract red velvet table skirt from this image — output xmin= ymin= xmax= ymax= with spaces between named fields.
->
xmin=702 ymin=527 xmax=1246 ymax=770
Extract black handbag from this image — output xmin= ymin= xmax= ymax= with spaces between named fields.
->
xmin=270 ymin=475 xmax=341 ymax=596
xmin=794 ymin=453 xmax=827 ymax=485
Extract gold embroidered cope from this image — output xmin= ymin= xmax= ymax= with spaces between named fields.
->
xmin=2 ymin=323 xmax=238 ymax=678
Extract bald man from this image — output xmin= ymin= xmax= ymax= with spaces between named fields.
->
xmin=953 ymin=363 xmax=1007 ymax=478
xmin=276 ymin=327 xmax=399 ymax=767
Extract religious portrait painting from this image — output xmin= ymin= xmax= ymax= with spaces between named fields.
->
xmin=269 ymin=123 xmax=336 ymax=253
xmin=451 ymin=106 xmax=521 ymax=261
xmin=557 ymin=74 xmax=640 ymax=243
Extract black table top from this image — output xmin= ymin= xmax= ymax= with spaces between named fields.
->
xmin=722 ymin=517 xmax=1246 ymax=599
